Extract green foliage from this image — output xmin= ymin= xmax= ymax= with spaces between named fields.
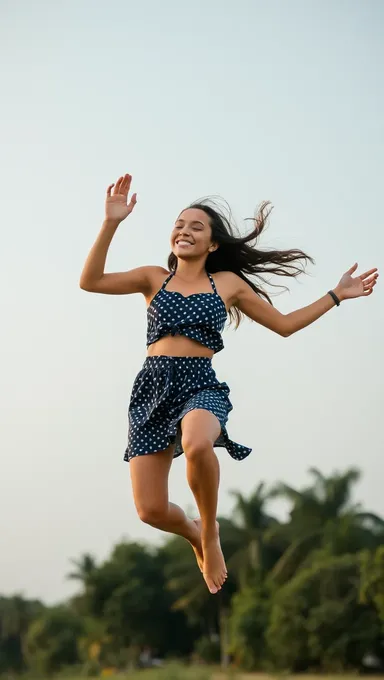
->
xmin=229 ymin=581 xmax=271 ymax=670
xmin=193 ymin=635 xmax=221 ymax=664
xmin=268 ymin=467 xmax=384 ymax=585
xmin=81 ymin=541 xmax=192 ymax=657
xmin=360 ymin=545 xmax=384 ymax=624
xmin=266 ymin=553 xmax=381 ymax=671
xmin=0 ymin=595 xmax=44 ymax=673
xmin=227 ymin=485 xmax=282 ymax=586
xmin=24 ymin=606 xmax=84 ymax=675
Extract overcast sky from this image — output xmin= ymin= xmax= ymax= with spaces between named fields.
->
xmin=1 ymin=0 xmax=383 ymax=604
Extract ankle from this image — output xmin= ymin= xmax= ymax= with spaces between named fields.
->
xmin=202 ymin=526 xmax=218 ymax=543
xmin=185 ymin=519 xmax=199 ymax=541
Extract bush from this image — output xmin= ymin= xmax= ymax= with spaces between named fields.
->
xmin=266 ymin=553 xmax=381 ymax=672
xmin=229 ymin=584 xmax=271 ymax=670
xmin=193 ymin=635 xmax=221 ymax=664
xmin=24 ymin=606 xmax=83 ymax=675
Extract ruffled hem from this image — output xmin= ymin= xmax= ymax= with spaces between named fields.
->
xmin=124 ymin=420 xmax=252 ymax=462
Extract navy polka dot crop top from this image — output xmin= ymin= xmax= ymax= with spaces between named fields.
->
xmin=147 ymin=271 xmax=227 ymax=354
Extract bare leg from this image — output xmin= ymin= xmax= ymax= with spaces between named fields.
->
xmin=181 ymin=410 xmax=227 ymax=594
xmin=129 ymin=446 xmax=204 ymax=570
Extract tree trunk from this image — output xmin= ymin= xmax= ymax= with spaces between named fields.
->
xmin=219 ymin=603 xmax=230 ymax=669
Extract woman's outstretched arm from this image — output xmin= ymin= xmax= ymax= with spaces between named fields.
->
xmin=232 ymin=263 xmax=378 ymax=337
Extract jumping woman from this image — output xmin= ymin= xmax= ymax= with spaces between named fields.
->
xmin=80 ymin=173 xmax=378 ymax=595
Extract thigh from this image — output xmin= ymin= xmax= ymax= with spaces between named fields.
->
xmin=129 ymin=445 xmax=174 ymax=512
xmin=181 ymin=409 xmax=221 ymax=452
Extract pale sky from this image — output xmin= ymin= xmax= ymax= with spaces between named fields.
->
xmin=1 ymin=0 xmax=383 ymax=604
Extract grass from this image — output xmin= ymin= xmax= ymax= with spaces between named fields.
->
xmin=49 ymin=666 xmax=384 ymax=680
xmin=71 ymin=669 xmax=384 ymax=680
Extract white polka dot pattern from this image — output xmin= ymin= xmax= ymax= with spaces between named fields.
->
xmin=124 ymin=356 xmax=252 ymax=462
xmin=147 ymin=271 xmax=227 ymax=354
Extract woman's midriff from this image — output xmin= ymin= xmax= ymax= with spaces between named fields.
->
xmin=146 ymin=335 xmax=214 ymax=358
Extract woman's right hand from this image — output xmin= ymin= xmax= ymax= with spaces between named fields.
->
xmin=105 ymin=174 xmax=137 ymax=223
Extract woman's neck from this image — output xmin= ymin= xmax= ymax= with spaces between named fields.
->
xmin=174 ymin=259 xmax=208 ymax=282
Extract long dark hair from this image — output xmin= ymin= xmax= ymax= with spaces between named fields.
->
xmin=168 ymin=198 xmax=314 ymax=327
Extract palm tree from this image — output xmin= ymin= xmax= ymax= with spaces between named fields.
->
xmin=268 ymin=467 xmax=384 ymax=583
xmin=67 ymin=553 xmax=98 ymax=615
xmin=227 ymin=482 xmax=281 ymax=586
xmin=67 ymin=553 xmax=97 ymax=583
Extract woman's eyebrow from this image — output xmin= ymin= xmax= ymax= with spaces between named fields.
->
xmin=176 ymin=219 xmax=205 ymax=226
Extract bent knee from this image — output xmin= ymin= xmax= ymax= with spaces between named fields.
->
xmin=182 ymin=437 xmax=213 ymax=461
xmin=137 ymin=504 xmax=168 ymax=527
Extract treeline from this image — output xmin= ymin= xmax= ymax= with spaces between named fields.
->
xmin=1 ymin=467 xmax=384 ymax=675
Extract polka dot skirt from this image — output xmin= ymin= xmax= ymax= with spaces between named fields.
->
xmin=124 ymin=356 xmax=252 ymax=462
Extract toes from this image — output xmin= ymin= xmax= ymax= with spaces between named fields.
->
xmin=203 ymin=568 xmax=228 ymax=594
xmin=204 ymin=575 xmax=220 ymax=594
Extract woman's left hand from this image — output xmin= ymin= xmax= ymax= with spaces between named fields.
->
xmin=335 ymin=263 xmax=379 ymax=301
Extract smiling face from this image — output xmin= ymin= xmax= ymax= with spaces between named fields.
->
xmin=171 ymin=208 xmax=218 ymax=261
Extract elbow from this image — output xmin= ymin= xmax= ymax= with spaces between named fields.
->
xmin=79 ymin=278 xmax=95 ymax=292
xmin=278 ymin=310 xmax=298 ymax=337
xmin=279 ymin=321 xmax=293 ymax=338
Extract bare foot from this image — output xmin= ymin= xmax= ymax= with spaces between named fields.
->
xmin=202 ymin=524 xmax=227 ymax=594
xmin=190 ymin=518 xmax=204 ymax=572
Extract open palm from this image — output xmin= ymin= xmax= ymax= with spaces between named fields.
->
xmin=337 ymin=263 xmax=378 ymax=300
xmin=105 ymin=173 xmax=137 ymax=223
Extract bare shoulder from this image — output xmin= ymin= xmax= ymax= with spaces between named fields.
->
xmin=119 ymin=264 xmax=169 ymax=290
xmin=146 ymin=265 xmax=171 ymax=295
xmin=211 ymin=271 xmax=245 ymax=307
xmin=135 ymin=264 xmax=171 ymax=300
xmin=145 ymin=265 xmax=169 ymax=282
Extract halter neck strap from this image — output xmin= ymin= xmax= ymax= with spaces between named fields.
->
xmin=161 ymin=271 xmax=175 ymax=290
xmin=207 ymin=272 xmax=218 ymax=294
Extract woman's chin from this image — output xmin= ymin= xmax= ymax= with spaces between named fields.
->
xmin=173 ymin=247 xmax=195 ymax=259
